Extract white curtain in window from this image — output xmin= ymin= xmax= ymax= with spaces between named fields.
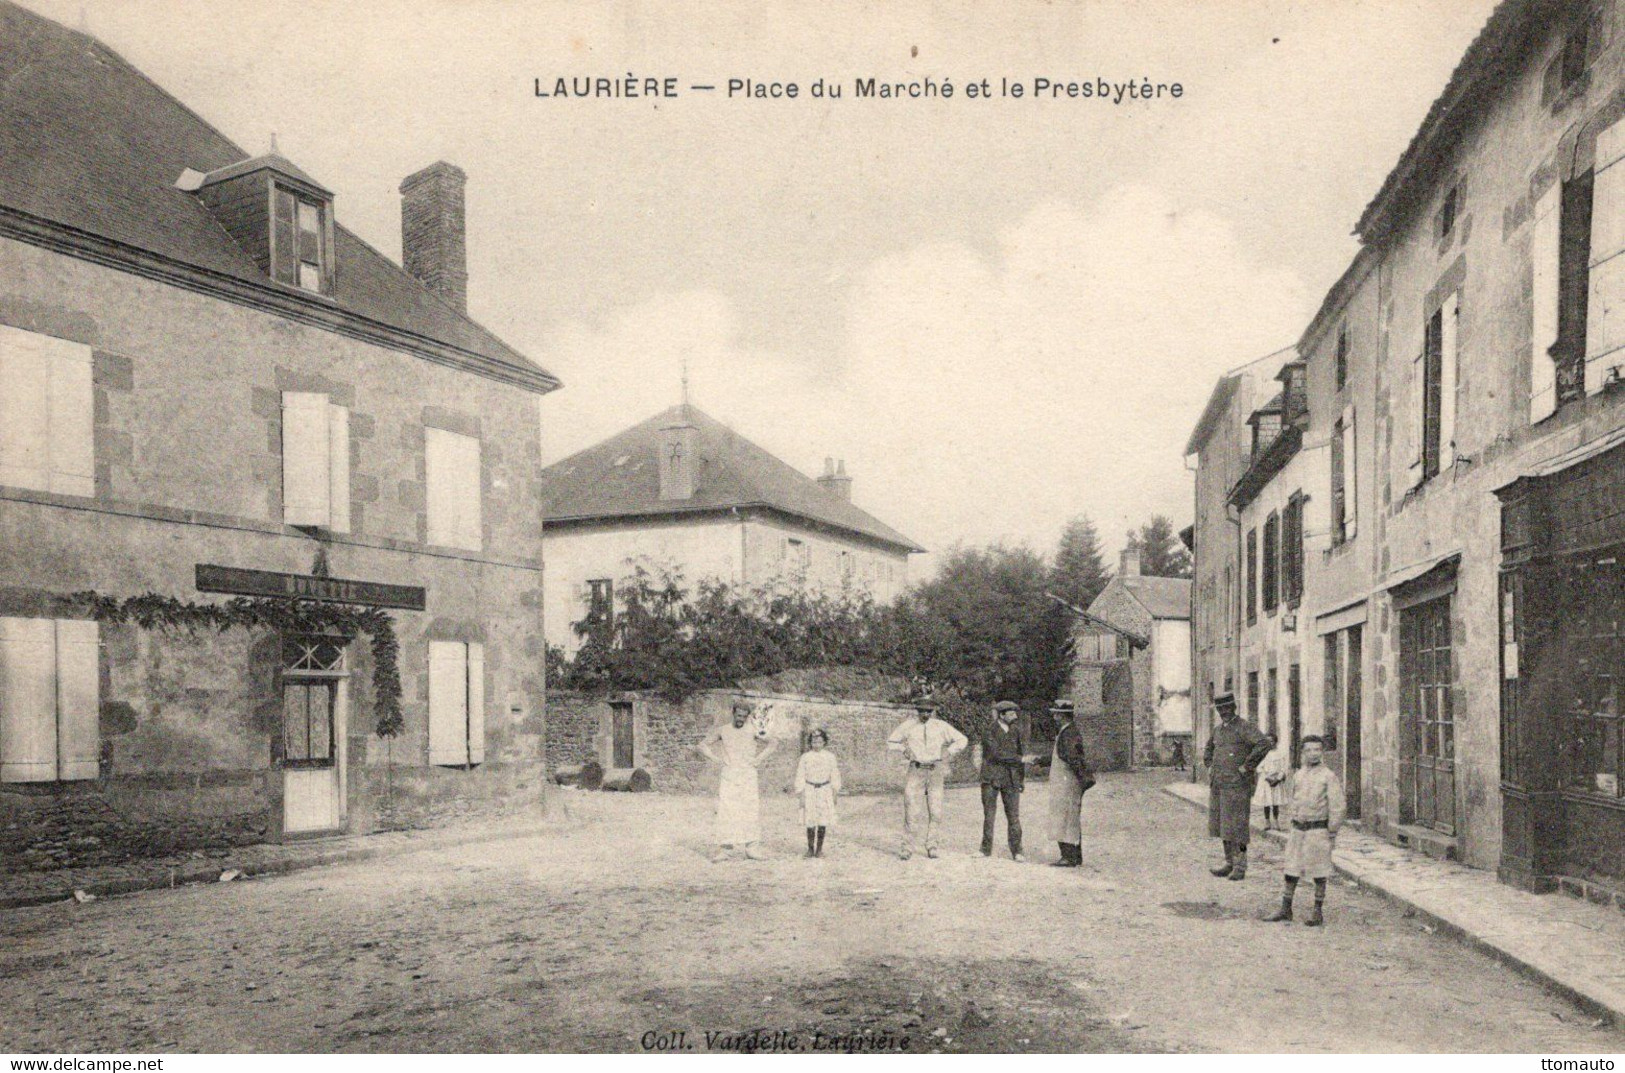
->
xmin=426 ymin=427 xmax=482 ymax=550
xmin=1589 ymin=117 xmax=1625 ymax=393
xmin=1531 ymin=185 xmax=1562 ymax=423
xmin=0 ymin=326 xmax=93 ymax=496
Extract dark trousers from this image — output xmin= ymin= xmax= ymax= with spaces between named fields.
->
xmin=980 ymin=783 xmax=1022 ymax=854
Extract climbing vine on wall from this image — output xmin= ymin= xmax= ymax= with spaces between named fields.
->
xmin=62 ymin=592 xmax=404 ymax=737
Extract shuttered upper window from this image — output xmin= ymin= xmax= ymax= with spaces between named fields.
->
xmin=0 ymin=618 xmax=100 ymax=783
xmin=273 ymin=186 xmax=332 ymax=295
xmin=428 ymin=640 xmax=485 ymax=767
xmin=426 ymin=428 xmax=482 ymax=550
xmin=0 ymin=326 xmax=93 ymax=498
xmin=281 ymin=392 xmax=350 ymax=532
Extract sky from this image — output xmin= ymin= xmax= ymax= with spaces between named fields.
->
xmin=24 ymin=0 xmax=1501 ymax=574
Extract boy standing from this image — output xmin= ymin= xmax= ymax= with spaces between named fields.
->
xmin=1263 ymin=735 xmax=1346 ymax=926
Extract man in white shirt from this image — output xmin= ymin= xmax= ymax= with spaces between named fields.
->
xmin=887 ymin=696 xmax=969 ymax=859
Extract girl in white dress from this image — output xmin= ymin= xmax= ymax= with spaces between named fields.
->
xmin=794 ymin=728 xmax=842 ymax=858
xmin=1257 ymin=737 xmax=1291 ymax=831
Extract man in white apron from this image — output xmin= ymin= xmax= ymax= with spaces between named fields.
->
xmin=699 ymin=700 xmax=778 ymax=862
xmin=1046 ymin=700 xmax=1095 ymax=867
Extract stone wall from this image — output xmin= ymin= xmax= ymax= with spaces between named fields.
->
xmin=548 ymin=687 xmax=970 ymax=797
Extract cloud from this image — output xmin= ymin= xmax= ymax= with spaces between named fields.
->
xmin=540 ymin=185 xmax=1315 ymax=575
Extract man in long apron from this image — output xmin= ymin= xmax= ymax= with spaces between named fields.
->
xmin=1204 ymin=691 xmax=1273 ymax=880
xmin=699 ymin=700 xmax=778 ymax=862
xmin=1046 ymin=700 xmax=1095 ymax=867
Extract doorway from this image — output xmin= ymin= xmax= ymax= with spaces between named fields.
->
xmin=281 ymin=634 xmax=348 ymax=836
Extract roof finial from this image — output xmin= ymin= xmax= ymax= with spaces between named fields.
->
xmin=269 ymin=132 xmax=279 ymax=155
xmin=680 ymin=355 xmax=690 ymax=410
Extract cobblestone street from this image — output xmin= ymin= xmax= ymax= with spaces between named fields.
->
xmin=4 ymin=773 xmax=1623 ymax=1053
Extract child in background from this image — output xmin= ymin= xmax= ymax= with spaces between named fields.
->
xmin=1256 ymin=736 xmax=1291 ymax=831
xmin=795 ymin=728 xmax=842 ymax=858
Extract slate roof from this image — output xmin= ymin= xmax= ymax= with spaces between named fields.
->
xmin=1116 ymin=575 xmax=1191 ymax=621
xmin=0 ymin=0 xmax=555 ymax=391
xmin=540 ymin=405 xmax=925 ymax=554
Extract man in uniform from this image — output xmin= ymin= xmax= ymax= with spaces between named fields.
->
xmin=1204 ymin=691 xmax=1273 ymax=880
xmin=886 ymin=695 xmax=968 ymax=859
xmin=1047 ymin=700 xmax=1095 ymax=867
xmin=979 ymin=700 xmax=1034 ymax=861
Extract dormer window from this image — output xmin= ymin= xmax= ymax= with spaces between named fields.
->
xmin=193 ymin=153 xmax=335 ymax=297
xmin=274 ymin=186 xmax=329 ymax=293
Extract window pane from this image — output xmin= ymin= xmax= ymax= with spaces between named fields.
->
xmin=284 ymin=685 xmax=311 ymax=761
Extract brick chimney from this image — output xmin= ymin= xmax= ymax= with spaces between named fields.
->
xmin=1120 ymin=547 xmax=1141 ymax=577
xmin=817 ymin=457 xmax=853 ymax=501
xmin=399 ymin=161 xmax=468 ymax=314
xmin=658 ymin=412 xmax=698 ymax=500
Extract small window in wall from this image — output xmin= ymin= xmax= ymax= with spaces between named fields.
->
xmin=1438 ymin=183 xmax=1460 ymax=241
xmin=0 ymin=618 xmax=100 ymax=783
xmin=428 ymin=640 xmax=485 ymax=767
xmin=426 ymin=427 xmax=482 ymax=550
xmin=281 ymin=393 xmax=350 ymax=531
xmin=586 ymin=579 xmax=614 ymax=644
xmin=0 ymin=325 xmax=94 ymax=497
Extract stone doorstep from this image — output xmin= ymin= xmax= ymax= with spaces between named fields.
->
xmin=0 ymin=819 xmax=561 ymax=912
xmin=1161 ymin=781 xmax=1625 ymax=1027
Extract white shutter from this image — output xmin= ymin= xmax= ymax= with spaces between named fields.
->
xmin=1340 ymin=406 xmax=1357 ymax=541
xmin=1589 ymin=118 xmax=1625 ymax=393
xmin=1531 ymin=185 xmax=1562 ymax=423
xmin=40 ymin=335 xmax=95 ymax=497
xmin=428 ymin=640 xmax=468 ymax=765
xmin=282 ymin=392 xmax=331 ymax=526
xmin=1440 ymin=293 xmax=1459 ymax=471
xmin=465 ymin=642 xmax=485 ymax=765
xmin=0 ymin=326 xmax=51 ymax=492
xmin=54 ymin=620 xmax=99 ymax=781
xmin=327 ymin=403 xmax=351 ymax=534
xmin=426 ymin=428 xmax=482 ymax=550
xmin=0 ymin=617 xmax=58 ymax=782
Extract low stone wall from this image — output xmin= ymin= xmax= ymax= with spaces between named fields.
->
xmin=548 ymin=687 xmax=976 ymax=796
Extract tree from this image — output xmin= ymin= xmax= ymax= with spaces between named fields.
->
xmin=1051 ymin=514 xmax=1110 ymax=610
xmin=1125 ymin=514 xmax=1193 ymax=578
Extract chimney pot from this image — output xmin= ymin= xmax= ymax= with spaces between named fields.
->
xmin=400 ymin=161 xmax=469 ymax=315
xmin=1120 ymin=548 xmax=1142 ymax=577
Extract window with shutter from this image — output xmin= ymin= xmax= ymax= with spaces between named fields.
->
xmin=1246 ymin=528 xmax=1258 ymax=626
xmin=0 ymin=326 xmax=94 ymax=497
xmin=1439 ymin=293 xmax=1459 ymax=471
xmin=1330 ymin=418 xmax=1347 ymax=546
xmin=428 ymin=640 xmax=484 ymax=767
xmin=0 ymin=617 xmax=99 ymax=783
xmin=426 ymin=427 xmax=482 ymax=550
xmin=1588 ymin=117 xmax=1625 ymax=393
xmin=1423 ymin=307 xmax=1444 ymax=481
xmin=1532 ymin=184 xmax=1562 ymax=423
xmin=272 ymin=186 xmax=331 ymax=295
xmin=1262 ymin=513 xmax=1280 ymax=615
xmin=1556 ymin=172 xmax=1594 ymax=406
xmin=1341 ymin=407 xmax=1358 ymax=540
xmin=281 ymin=392 xmax=348 ymax=530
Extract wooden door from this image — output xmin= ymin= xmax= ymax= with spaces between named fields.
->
xmin=282 ymin=679 xmax=344 ymax=834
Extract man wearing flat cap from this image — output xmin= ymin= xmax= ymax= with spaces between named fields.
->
xmin=1046 ymin=700 xmax=1095 ymax=867
xmin=1204 ymin=691 xmax=1273 ymax=880
xmin=979 ymin=700 xmax=1035 ymax=861
xmin=887 ymin=694 xmax=968 ymax=859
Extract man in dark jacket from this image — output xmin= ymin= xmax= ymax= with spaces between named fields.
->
xmin=1047 ymin=700 xmax=1096 ymax=867
xmin=1204 ymin=691 xmax=1274 ymax=880
xmin=979 ymin=700 xmax=1034 ymax=861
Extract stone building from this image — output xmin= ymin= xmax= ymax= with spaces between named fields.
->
xmin=0 ymin=2 xmax=558 ymax=869
xmin=539 ymin=404 xmax=922 ymax=654
xmin=1187 ymin=0 xmax=1625 ymax=899
xmin=1067 ymin=551 xmax=1191 ymax=770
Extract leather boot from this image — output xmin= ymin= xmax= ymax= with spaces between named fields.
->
xmin=1227 ymin=849 xmax=1248 ymax=880
xmin=1051 ymin=843 xmax=1081 ymax=867
xmin=1303 ymin=904 xmax=1324 ymax=927
xmin=1210 ymin=843 xmax=1234 ymax=877
xmin=1263 ymin=897 xmax=1293 ymax=923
